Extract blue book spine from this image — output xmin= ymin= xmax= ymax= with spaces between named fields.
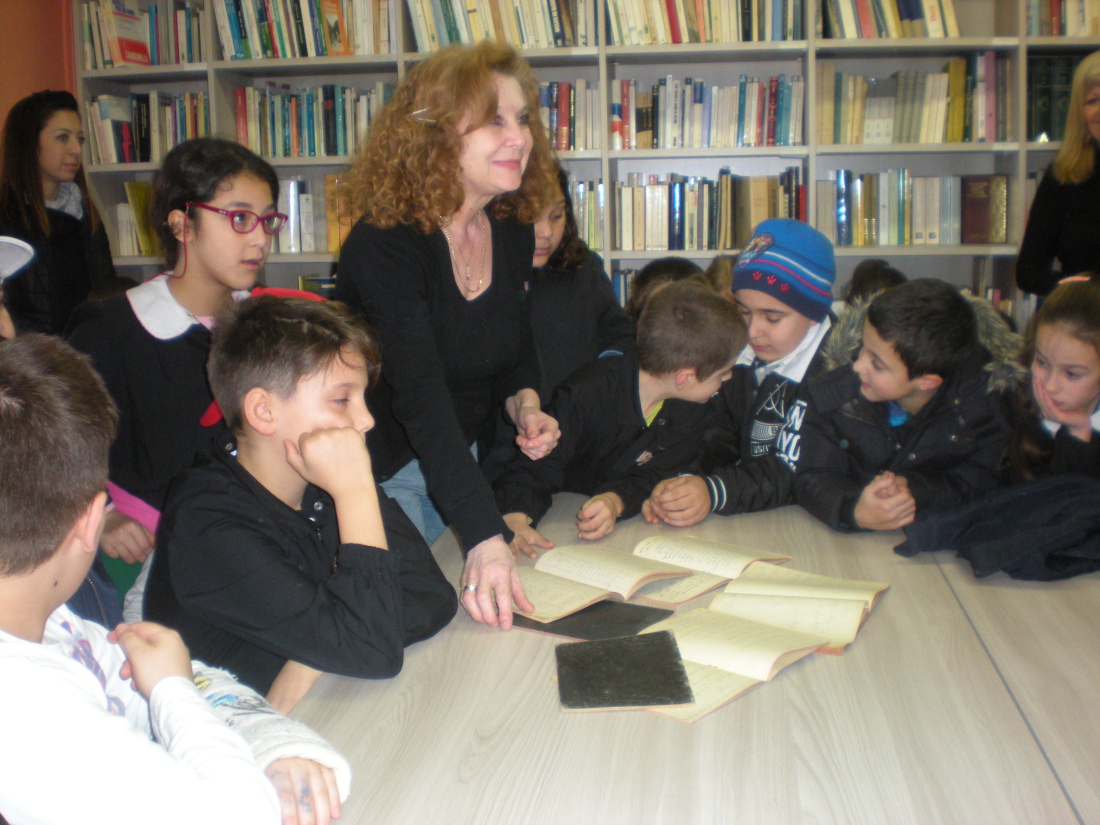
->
xmin=772 ymin=0 xmax=782 ymax=41
xmin=148 ymin=4 xmax=159 ymax=64
xmin=776 ymin=75 xmax=789 ymax=146
xmin=307 ymin=0 xmax=326 ymax=55
xmin=305 ymin=89 xmax=316 ymax=156
xmin=281 ymin=94 xmax=291 ymax=157
xmin=836 ymin=169 xmax=852 ymax=246
xmin=669 ymin=180 xmax=685 ymax=250
xmin=335 ymin=86 xmax=347 ymax=156
xmin=736 ymin=75 xmax=748 ymax=147
xmin=223 ymin=0 xmax=244 ymax=59
xmin=702 ymin=85 xmax=713 ymax=148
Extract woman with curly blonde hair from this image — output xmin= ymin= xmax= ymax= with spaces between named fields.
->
xmin=1017 ymin=50 xmax=1100 ymax=296
xmin=336 ymin=41 xmax=560 ymax=631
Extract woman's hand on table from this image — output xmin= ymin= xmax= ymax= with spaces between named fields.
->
xmin=503 ymin=512 xmax=554 ymax=559
xmin=460 ymin=534 xmax=534 ymax=630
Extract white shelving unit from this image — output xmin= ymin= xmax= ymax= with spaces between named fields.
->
xmin=72 ymin=0 xmax=1095 ymax=301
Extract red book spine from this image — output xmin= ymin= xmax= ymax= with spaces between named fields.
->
xmin=235 ymin=88 xmax=248 ymax=145
xmin=556 ymin=81 xmax=571 ymax=151
xmin=853 ymin=0 xmax=875 ymax=36
xmin=664 ymin=0 xmax=682 ymax=43
xmin=765 ymin=76 xmax=779 ymax=146
xmin=621 ymin=80 xmax=631 ymax=149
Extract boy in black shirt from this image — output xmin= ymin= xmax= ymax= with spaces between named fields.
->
xmin=145 ymin=296 xmax=456 ymax=712
xmin=496 ymin=281 xmax=746 ymax=555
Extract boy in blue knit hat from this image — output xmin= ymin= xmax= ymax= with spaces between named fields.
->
xmin=644 ymin=218 xmax=836 ymax=526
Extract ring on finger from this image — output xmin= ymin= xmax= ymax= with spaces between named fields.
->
xmin=463 ymin=583 xmax=478 ymax=592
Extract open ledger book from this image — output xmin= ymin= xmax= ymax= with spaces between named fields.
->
xmin=645 ymin=564 xmax=890 ymax=723
xmin=515 ymin=537 xmax=789 ymax=623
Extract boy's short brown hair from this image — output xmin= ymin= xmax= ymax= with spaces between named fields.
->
xmin=209 ymin=296 xmax=381 ymax=432
xmin=637 ymin=281 xmax=746 ymax=380
xmin=0 ymin=335 xmax=117 ymax=575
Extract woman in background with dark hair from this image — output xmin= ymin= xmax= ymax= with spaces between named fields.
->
xmin=0 ymin=90 xmax=114 ymax=333
xmin=528 ymin=165 xmax=634 ymax=401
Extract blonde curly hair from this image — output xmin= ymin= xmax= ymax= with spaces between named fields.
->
xmin=346 ymin=42 xmax=558 ymax=233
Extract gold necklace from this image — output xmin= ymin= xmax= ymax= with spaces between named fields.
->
xmin=439 ymin=211 xmax=487 ymax=294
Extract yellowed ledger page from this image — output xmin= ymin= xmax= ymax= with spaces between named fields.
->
xmin=534 ymin=546 xmax=688 ymax=599
xmin=647 ymin=661 xmax=760 ymax=724
xmin=723 ymin=562 xmax=889 ymax=611
xmin=709 ymin=592 xmax=867 ymax=652
xmin=513 ymin=567 xmax=610 ymax=623
xmin=633 ymin=571 xmax=728 ymax=606
xmin=648 ymin=609 xmax=826 ymax=682
xmin=633 ymin=536 xmax=790 ymax=578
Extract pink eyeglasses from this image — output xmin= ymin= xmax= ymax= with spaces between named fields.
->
xmin=186 ymin=202 xmax=287 ymax=235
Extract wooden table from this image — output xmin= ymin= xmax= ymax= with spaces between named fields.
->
xmin=293 ymin=494 xmax=1098 ymax=825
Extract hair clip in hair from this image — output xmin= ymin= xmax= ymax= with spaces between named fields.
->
xmin=409 ymin=108 xmax=436 ymax=124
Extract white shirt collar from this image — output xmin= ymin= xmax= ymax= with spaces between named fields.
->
xmin=736 ymin=316 xmax=832 ymax=385
xmin=1042 ymin=403 xmax=1100 ymax=437
xmin=127 ymin=274 xmax=249 ymax=340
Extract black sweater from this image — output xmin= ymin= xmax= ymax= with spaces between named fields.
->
xmin=0 ymin=208 xmax=115 ymax=334
xmin=145 ymin=437 xmax=457 ymax=694
xmin=1016 ymin=166 xmax=1100 ymax=296
xmin=494 ymin=351 xmax=715 ymax=525
xmin=528 ymin=250 xmax=634 ymax=401
xmin=336 ymin=217 xmax=539 ymax=551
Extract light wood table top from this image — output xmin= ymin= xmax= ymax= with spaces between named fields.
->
xmin=293 ymin=495 xmax=1089 ymax=825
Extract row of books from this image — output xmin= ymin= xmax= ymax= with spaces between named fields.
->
xmin=817 ymin=170 xmax=1007 ymax=247
xmin=272 ymin=176 xmax=351 ymax=253
xmin=80 ymin=0 xmax=206 ymax=68
xmin=84 ymin=92 xmax=210 ymax=165
xmin=538 ymin=81 xmax=600 ymax=152
xmin=404 ymin=0 xmax=596 ymax=51
xmin=569 ymin=179 xmax=607 ymax=250
xmin=611 ymin=166 xmax=804 ymax=253
xmin=1026 ymin=0 xmax=1100 ymax=35
xmin=606 ymin=0 xmax=804 ymax=45
xmin=613 ymin=75 xmax=804 ymax=151
xmin=116 ymin=181 xmax=158 ymax=257
xmin=212 ymin=0 xmax=396 ymax=59
xmin=817 ymin=54 xmax=1010 ymax=146
xmin=1027 ymin=55 xmax=1084 ymax=143
xmin=234 ymin=82 xmax=392 ymax=159
xmin=822 ymin=0 xmax=960 ymax=39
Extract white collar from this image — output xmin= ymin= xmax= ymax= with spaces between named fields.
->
xmin=736 ymin=316 xmax=832 ymax=384
xmin=1042 ymin=403 xmax=1100 ymax=437
xmin=127 ymin=274 xmax=249 ymax=340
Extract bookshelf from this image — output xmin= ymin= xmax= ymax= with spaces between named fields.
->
xmin=72 ymin=0 xmax=1099 ymax=316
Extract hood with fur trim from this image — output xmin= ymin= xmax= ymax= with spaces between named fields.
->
xmin=823 ymin=291 xmax=1026 ymax=393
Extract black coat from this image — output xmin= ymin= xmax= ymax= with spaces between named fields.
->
xmin=1 ymin=208 xmax=115 ymax=334
xmin=791 ymin=351 xmax=1012 ymax=531
xmin=1016 ymin=166 xmax=1100 ymax=296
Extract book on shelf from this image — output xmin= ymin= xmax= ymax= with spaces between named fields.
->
xmin=82 ymin=0 xmax=206 ymax=68
xmin=960 ymin=174 xmax=1008 ymax=245
xmin=324 ymin=173 xmax=354 ymax=252
xmin=611 ymin=166 xmax=803 ymax=254
xmin=211 ymin=0 xmax=395 ymax=58
xmin=515 ymin=537 xmax=788 ymax=623
xmin=86 ymin=91 xmax=208 ymax=164
xmin=1026 ymin=0 xmax=1100 ymax=35
xmin=538 ymin=80 xmax=598 ymax=152
xmin=819 ymin=169 xmax=1000 ymax=248
xmin=615 ymin=74 xmax=803 ymax=150
xmin=235 ymin=81 xmax=391 ymax=159
xmin=606 ymin=0 xmax=802 ymax=44
xmin=403 ymin=0 xmax=592 ymax=51
xmin=123 ymin=180 xmax=159 ymax=256
xmin=818 ymin=54 xmax=1009 ymax=146
xmin=569 ymin=178 xmax=605 ymax=250
xmin=823 ymin=0 xmax=960 ymax=38
xmin=1027 ymin=55 xmax=1084 ymax=143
